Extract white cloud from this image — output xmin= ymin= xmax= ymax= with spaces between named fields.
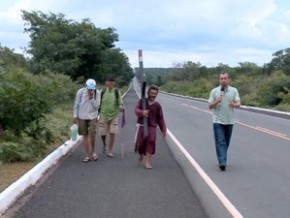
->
xmin=0 ymin=0 xmax=289 ymax=67
xmin=0 ymin=0 xmax=63 ymax=25
xmin=122 ymin=45 xmax=273 ymax=68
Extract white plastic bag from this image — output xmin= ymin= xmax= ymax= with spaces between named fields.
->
xmin=70 ymin=124 xmax=78 ymax=141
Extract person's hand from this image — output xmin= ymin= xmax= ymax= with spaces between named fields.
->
xmin=216 ymin=96 xmax=222 ymax=103
xmin=162 ymin=131 xmax=167 ymax=137
xmin=229 ymin=101 xmax=237 ymax=108
xmin=73 ymin=118 xmax=78 ymax=124
xmin=87 ymin=90 xmax=94 ymax=99
xmin=142 ymin=110 xmax=149 ymax=118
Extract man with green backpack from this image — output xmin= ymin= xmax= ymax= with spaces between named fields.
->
xmin=99 ymin=76 xmax=123 ymax=157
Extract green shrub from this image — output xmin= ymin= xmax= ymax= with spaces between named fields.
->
xmin=257 ymin=72 xmax=290 ymax=106
xmin=44 ymin=102 xmax=74 ymax=142
xmin=274 ymin=103 xmax=290 ymax=112
xmin=0 ymin=141 xmax=33 ymax=162
xmin=33 ymin=72 xmax=77 ymax=105
xmin=0 ymin=69 xmax=50 ymax=134
xmin=0 ymin=68 xmax=78 ymax=163
xmin=0 ymin=125 xmax=52 ymax=162
xmin=0 ymin=69 xmax=77 ymax=135
xmin=161 ymin=79 xmax=213 ymax=99
xmin=0 ymin=131 xmax=47 ymax=163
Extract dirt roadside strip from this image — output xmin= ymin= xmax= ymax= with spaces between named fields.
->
xmin=0 ymin=137 xmax=82 ymax=215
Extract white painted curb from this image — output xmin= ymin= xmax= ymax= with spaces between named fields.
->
xmin=0 ymin=82 xmax=132 ymax=216
xmin=0 ymin=137 xmax=82 ymax=215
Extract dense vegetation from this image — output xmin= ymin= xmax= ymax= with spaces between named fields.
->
xmin=0 ymin=11 xmax=133 ymax=163
xmin=22 ymin=10 xmax=133 ymax=86
xmin=136 ymin=50 xmax=290 ymax=111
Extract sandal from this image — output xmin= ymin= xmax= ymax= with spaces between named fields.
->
xmin=82 ymin=157 xmax=91 ymax=163
xmin=107 ymin=153 xmax=114 ymax=158
xmin=92 ymin=153 xmax=99 ymax=161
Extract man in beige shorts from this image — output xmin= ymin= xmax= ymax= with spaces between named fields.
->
xmin=99 ymin=76 xmax=123 ymax=157
xmin=73 ymin=79 xmax=100 ymax=162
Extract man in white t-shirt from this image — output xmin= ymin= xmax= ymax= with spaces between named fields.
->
xmin=208 ymin=72 xmax=241 ymax=171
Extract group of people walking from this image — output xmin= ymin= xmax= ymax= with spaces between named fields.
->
xmin=73 ymin=75 xmax=167 ymax=169
xmin=73 ymin=71 xmax=240 ymax=171
xmin=73 ymin=76 xmax=123 ymax=162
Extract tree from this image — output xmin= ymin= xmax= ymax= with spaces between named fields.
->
xmin=0 ymin=44 xmax=26 ymax=69
xmin=21 ymin=10 xmax=133 ymax=84
xmin=257 ymin=71 xmax=290 ymax=106
xmin=263 ymin=48 xmax=290 ymax=75
xmin=100 ymin=48 xmax=133 ymax=85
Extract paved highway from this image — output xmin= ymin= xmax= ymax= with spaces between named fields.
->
xmin=4 ymin=77 xmax=290 ymax=218
xmin=133 ymin=78 xmax=290 ymax=218
xmin=3 ymin=86 xmax=207 ymax=218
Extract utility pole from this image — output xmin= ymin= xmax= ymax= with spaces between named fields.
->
xmin=138 ymin=49 xmax=148 ymax=138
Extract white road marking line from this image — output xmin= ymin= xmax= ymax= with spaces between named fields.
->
xmin=182 ymin=102 xmax=212 ymax=115
xmin=167 ymin=129 xmax=244 ymax=218
xmin=177 ymin=99 xmax=290 ymax=141
xmin=134 ymin=81 xmax=243 ymax=217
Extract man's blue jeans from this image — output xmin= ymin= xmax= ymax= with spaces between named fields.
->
xmin=213 ymin=123 xmax=233 ymax=165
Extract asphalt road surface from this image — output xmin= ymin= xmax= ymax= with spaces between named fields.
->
xmin=4 ymin=87 xmax=207 ymax=218
xmin=151 ymin=83 xmax=290 ymax=218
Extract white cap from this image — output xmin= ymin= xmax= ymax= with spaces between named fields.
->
xmin=86 ymin=79 xmax=96 ymax=90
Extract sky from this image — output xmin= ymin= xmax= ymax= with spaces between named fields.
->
xmin=1 ymin=0 xmax=290 ymax=68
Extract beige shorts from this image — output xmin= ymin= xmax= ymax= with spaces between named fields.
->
xmin=99 ymin=116 xmax=119 ymax=135
xmin=78 ymin=119 xmax=98 ymax=136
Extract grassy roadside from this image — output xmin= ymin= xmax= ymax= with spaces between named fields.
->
xmin=0 ymin=85 xmax=129 ymax=193
xmin=0 ymin=101 xmax=73 ymax=193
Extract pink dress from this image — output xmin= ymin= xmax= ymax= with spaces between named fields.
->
xmin=134 ymin=99 xmax=166 ymax=155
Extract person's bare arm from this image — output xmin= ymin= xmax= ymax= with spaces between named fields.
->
xmin=229 ymin=100 xmax=241 ymax=108
xmin=209 ymin=96 xmax=222 ymax=110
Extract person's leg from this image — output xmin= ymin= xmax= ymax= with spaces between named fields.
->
xmin=83 ymin=135 xmax=90 ymax=159
xmin=78 ymin=119 xmax=90 ymax=162
xmin=144 ymin=127 xmax=156 ymax=169
xmin=88 ymin=119 xmax=98 ymax=160
xmin=108 ymin=133 xmax=115 ymax=155
xmin=135 ymin=126 xmax=146 ymax=163
xmin=224 ymin=124 xmax=233 ymax=163
xmin=213 ymin=123 xmax=227 ymax=167
xmin=107 ymin=116 xmax=119 ymax=157
xmin=144 ymin=152 xmax=152 ymax=169
xmin=138 ymin=154 xmax=144 ymax=164
xmin=90 ymin=134 xmax=96 ymax=153
xmin=101 ymin=135 xmax=106 ymax=149
xmin=99 ymin=118 xmax=108 ymax=153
